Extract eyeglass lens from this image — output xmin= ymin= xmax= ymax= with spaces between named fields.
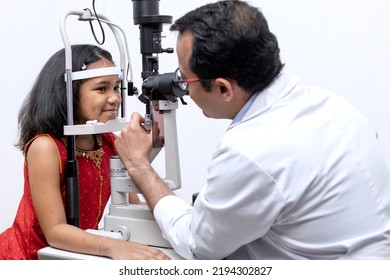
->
xmin=175 ymin=68 xmax=188 ymax=91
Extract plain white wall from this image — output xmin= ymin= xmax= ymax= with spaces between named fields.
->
xmin=1 ymin=0 xmax=389 ymax=232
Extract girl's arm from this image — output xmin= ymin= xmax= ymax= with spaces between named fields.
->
xmin=27 ymin=135 xmax=168 ymax=260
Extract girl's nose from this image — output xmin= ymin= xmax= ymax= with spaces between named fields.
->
xmin=108 ymin=90 xmax=121 ymax=105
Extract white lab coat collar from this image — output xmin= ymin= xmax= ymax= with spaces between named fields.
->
xmin=229 ymin=72 xmax=300 ymax=129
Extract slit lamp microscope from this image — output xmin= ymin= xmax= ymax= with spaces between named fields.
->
xmin=38 ymin=0 xmax=186 ymax=260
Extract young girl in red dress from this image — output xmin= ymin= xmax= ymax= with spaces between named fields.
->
xmin=0 ymin=44 xmax=168 ymax=260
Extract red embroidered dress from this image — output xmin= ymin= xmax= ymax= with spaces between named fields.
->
xmin=0 ymin=133 xmax=116 ymax=259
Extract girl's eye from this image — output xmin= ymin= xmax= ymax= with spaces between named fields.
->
xmin=96 ymin=87 xmax=107 ymax=92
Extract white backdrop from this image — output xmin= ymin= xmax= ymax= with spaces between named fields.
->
xmin=1 ymin=0 xmax=389 ymax=232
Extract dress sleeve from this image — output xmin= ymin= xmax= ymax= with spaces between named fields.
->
xmin=154 ymin=146 xmax=286 ymax=259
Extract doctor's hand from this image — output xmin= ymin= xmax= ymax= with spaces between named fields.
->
xmin=115 ymin=112 xmax=154 ymax=173
xmin=116 ymin=112 xmax=173 ymax=211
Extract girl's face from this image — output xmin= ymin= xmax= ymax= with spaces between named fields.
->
xmin=77 ymin=59 xmax=122 ymax=124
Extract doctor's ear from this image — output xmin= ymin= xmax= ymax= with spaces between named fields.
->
xmin=215 ymin=78 xmax=234 ymax=102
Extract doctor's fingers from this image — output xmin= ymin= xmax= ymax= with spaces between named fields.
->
xmin=121 ymin=112 xmax=152 ymax=136
xmin=129 ymin=112 xmax=146 ymax=128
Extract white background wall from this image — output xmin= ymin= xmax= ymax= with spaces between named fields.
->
xmin=0 ymin=0 xmax=389 ymax=232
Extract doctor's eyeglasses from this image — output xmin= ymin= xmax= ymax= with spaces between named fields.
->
xmin=173 ymin=68 xmax=214 ymax=91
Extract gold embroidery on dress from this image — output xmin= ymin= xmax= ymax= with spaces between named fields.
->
xmin=75 ymin=135 xmax=104 ymax=169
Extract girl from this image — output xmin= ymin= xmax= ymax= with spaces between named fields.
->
xmin=0 ymin=44 xmax=168 ymax=260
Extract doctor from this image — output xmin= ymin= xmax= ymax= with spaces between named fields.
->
xmin=115 ymin=0 xmax=390 ymax=259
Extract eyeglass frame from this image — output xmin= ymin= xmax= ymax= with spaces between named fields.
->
xmin=172 ymin=68 xmax=214 ymax=91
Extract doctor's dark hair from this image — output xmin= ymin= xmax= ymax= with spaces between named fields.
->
xmin=170 ymin=0 xmax=284 ymax=93
xmin=16 ymin=44 xmax=114 ymax=151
